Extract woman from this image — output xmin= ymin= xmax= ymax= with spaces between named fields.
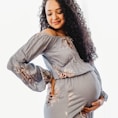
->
xmin=7 ymin=0 xmax=108 ymax=118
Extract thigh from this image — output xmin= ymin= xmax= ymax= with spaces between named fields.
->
xmin=44 ymin=92 xmax=68 ymax=118
xmin=44 ymin=80 xmax=68 ymax=118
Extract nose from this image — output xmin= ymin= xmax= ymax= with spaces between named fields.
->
xmin=52 ymin=13 xmax=58 ymax=20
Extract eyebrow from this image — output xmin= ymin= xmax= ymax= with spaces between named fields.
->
xmin=47 ymin=8 xmax=62 ymax=12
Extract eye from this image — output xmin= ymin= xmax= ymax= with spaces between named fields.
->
xmin=46 ymin=11 xmax=52 ymax=16
xmin=57 ymin=9 xmax=63 ymax=14
xmin=47 ymin=13 xmax=52 ymax=16
xmin=47 ymin=12 xmax=52 ymax=16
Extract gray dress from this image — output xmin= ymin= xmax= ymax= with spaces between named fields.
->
xmin=7 ymin=32 xmax=108 ymax=118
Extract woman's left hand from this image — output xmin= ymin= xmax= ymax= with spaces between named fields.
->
xmin=82 ymin=96 xmax=104 ymax=113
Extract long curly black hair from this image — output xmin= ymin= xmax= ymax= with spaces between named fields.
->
xmin=39 ymin=0 xmax=97 ymax=63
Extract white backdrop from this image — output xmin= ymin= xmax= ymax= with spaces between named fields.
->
xmin=0 ymin=0 xmax=117 ymax=118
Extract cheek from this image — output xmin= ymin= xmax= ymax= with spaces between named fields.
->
xmin=61 ymin=16 xmax=65 ymax=24
xmin=61 ymin=15 xmax=65 ymax=22
xmin=46 ymin=16 xmax=51 ymax=24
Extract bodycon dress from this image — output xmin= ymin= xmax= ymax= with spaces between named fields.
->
xmin=7 ymin=32 xmax=108 ymax=118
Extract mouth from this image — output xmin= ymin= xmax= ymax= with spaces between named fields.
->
xmin=52 ymin=21 xmax=60 ymax=25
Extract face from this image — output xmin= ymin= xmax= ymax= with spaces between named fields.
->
xmin=45 ymin=0 xmax=65 ymax=30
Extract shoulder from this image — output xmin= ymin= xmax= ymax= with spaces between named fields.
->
xmin=41 ymin=28 xmax=57 ymax=36
xmin=28 ymin=28 xmax=57 ymax=43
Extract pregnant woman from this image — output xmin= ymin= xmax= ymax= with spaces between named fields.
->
xmin=7 ymin=0 xmax=108 ymax=118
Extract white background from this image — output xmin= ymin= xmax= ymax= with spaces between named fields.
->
xmin=0 ymin=0 xmax=117 ymax=117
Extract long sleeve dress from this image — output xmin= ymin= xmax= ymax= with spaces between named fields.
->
xmin=7 ymin=32 xmax=108 ymax=118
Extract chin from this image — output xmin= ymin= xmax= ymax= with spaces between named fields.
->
xmin=49 ymin=26 xmax=62 ymax=30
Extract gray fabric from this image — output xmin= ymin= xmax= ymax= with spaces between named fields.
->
xmin=7 ymin=32 xmax=108 ymax=117
xmin=44 ymin=71 xmax=101 ymax=118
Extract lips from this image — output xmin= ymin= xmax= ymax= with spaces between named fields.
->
xmin=52 ymin=21 xmax=60 ymax=25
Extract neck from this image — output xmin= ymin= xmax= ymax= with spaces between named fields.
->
xmin=49 ymin=26 xmax=67 ymax=36
xmin=56 ymin=30 xmax=67 ymax=36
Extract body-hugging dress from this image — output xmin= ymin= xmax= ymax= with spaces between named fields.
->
xmin=7 ymin=32 xmax=108 ymax=118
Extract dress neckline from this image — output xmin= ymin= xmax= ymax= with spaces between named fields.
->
xmin=41 ymin=32 xmax=73 ymax=41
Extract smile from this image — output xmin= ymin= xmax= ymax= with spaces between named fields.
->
xmin=52 ymin=21 xmax=60 ymax=25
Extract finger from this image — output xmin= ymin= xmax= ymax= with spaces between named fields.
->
xmin=82 ymin=107 xmax=91 ymax=113
xmin=92 ymin=99 xmax=103 ymax=106
xmin=93 ymin=96 xmax=105 ymax=105
xmin=82 ymin=105 xmax=99 ymax=113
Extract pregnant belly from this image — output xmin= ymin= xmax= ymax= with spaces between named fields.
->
xmin=47 ymin=71 xmax=101 ymax=107
xmin=73 ymin=71 xmax=101 ymax=106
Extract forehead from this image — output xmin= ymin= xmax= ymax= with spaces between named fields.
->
xmin=45 ymin=0 xmax=61 ymax=11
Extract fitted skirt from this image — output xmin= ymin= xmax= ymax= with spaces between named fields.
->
xmin=44 ymin=71 xmax=101 ymax=118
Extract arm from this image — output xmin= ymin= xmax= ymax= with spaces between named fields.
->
xmin=7 ymin=33 xmax=53 ymax=92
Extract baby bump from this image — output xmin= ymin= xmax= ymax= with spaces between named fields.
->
xmin=73 ymin=71 xmax=101 ymax=105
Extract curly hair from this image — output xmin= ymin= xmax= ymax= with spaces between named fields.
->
xmin=39 ymin=0 xmax=97 ymax=63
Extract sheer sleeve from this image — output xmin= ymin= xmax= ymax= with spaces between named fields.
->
xmin=7 ymin=33 xmax=54 ymax=92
